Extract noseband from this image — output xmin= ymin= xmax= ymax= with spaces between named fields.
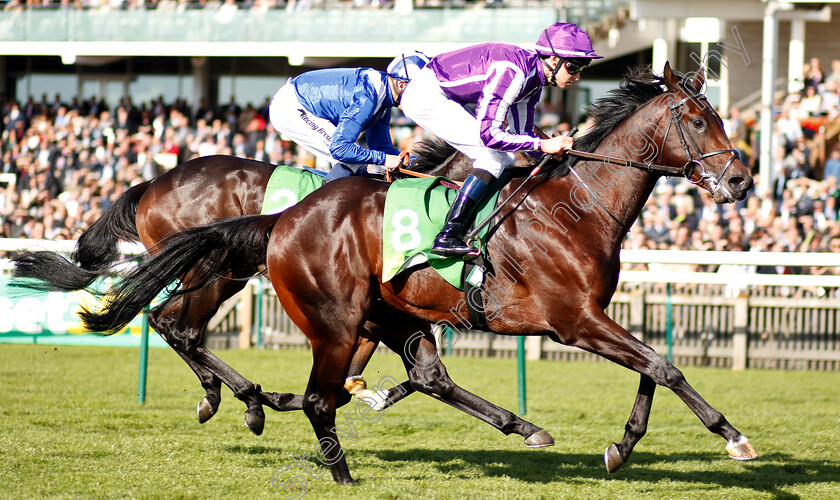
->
xmin=663 ymin=93 xmax=740 ymax=188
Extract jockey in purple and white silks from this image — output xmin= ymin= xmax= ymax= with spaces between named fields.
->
xmin=400 ymin=23 xmax=602 ymax=256
xmin=269 ymin=52 xmax=429 ymax=183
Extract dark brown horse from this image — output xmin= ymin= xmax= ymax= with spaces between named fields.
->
xmin=11 ymin=143 xmax=478 ymax=434
xmin=46 ymin=64 xmax=758 ymax=483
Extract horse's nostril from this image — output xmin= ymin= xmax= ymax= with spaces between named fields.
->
xmin=729 ymin=176 xmax=748 ymax=190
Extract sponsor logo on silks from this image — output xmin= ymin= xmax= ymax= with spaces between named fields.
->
xmin=297 ymin=109 xmax=332 ymax=142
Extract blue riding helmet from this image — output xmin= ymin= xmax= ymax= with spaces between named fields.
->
xmin=387 ymin=51 xmax=431 ymax=82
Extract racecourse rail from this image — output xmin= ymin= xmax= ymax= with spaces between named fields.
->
xmin=2 ymin=239 xmax=839 ymax=370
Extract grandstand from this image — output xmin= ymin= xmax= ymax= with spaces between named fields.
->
xmin=4 ymin=0 xmax=840 ymax=224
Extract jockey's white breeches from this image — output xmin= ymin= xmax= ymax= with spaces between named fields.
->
xmin=269 ymin=83 xmax=360 ymax=169
xmin=400 ymin=67 xmax=516 ymax=178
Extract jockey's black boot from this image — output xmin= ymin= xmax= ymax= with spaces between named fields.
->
xmin=431 ymin=170 xmax=495 ymax=257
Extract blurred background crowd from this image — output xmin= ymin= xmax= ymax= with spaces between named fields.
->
xmin=2 ymin=55 xmax=840 ymax=276
xmin=3 ymin=0 xmax=491 ymax=11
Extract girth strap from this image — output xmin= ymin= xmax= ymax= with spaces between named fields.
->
xmin=462 ymin=255 xmax=490 ymax=332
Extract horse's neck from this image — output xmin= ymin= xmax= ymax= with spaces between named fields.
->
xmin=425 ymin=153 xmax=473 ymax=181
xmin=587 ymin=136 xmax=660 ymax=229
xmin=514 ymin=103 xmax=665 ymax=254
xmin=583 ymin=102 xmax=669 ymax=230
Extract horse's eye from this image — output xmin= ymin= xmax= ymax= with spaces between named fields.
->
xmin=693 ymin=119 xmax=705 ymax=130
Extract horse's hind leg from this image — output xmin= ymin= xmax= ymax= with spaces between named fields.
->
xmin=167 ymin=343 xmax=224 ymax=423
xmin=150 ymin=300 xmax=265 ymax=434
xmin=301 ymin=337 xmax=358 ymax=484
xmin=379 ymin=310 xmax=553 ymax=447
xmin=150 ymin=282 xmax=299 ymax=435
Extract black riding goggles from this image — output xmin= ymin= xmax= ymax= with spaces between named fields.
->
xmin=561 ymin=58 xmax=589 ymax=75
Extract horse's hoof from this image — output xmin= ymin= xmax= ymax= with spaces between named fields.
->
xmin=726 ymin=438 xmax=758 ymax=461
xmin=197 ymin=397 xmax=217 ymax=424
xmin=604 ymin=443 xmax=625 ymax=473
xmin=244 ymin=408 xmax=265 ymax=436
xmin=524 ymin=429 xmax=555 ymax=448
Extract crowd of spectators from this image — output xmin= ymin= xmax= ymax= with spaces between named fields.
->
xmin=2 ymin=0 xmax=504 ymax=11
xmin=0 ymin=91 xmax=315 ymax=243
xmin=621 ymin=56 xmax=840 ymax=280
xmin=3 ymin=56 xmax=840 ymax=279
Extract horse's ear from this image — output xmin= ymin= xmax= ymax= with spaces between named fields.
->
xmin=692 ymin=67 xmax=706 ymax=92
xmin=662 ymin=61 xmax=678 ymax=92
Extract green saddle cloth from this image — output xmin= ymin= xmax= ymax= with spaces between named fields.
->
xmin=259 ymin=167 xmax=502 ymax=290
xmin=260 ymin=165 xmax=324 ymax=215
xmin=382 ymin=177 xmax=502 ymax=290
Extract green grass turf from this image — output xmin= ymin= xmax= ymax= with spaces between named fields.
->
xmin=1 ymin=343 xmax=839 ymax=499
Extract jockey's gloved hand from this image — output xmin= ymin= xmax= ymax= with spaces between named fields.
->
xmin=397 ymin=150 xmax=412 ymax=168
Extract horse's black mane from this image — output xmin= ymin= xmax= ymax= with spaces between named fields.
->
xmin=411 ymin=137 xmax=458 ymax=172
xmin=410 ymin=66 xmax=700 ymax=179
xmin=545 ymin=65 xmax=702 ymax=178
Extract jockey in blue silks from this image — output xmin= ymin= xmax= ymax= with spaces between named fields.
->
xmin=268 ymin=52 xmax=430 ymax=183
xmin=400 ymin=23 xmax=602 ymax=256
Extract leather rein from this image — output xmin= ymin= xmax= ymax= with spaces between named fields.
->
xmin=389 ymin=91 xmax=739 ymax=198
xmin=562 ymin=93 xmax=740 ymax=184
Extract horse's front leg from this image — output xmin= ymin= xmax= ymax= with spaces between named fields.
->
xmin=604 ymin=374 xmax=655 ymax=473
xmin=553 ymin=306 xmax=757 ymax=472
xmin=379 ymin=311 xmax=553 ymax=448
xmin=342 ymin=320 xmax=416 ymax=411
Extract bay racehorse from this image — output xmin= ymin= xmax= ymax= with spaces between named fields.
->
xmin=10 ymin=138 xmax=482 ymax=435
xmin=53 ymin=63 xmax=759 ymax=483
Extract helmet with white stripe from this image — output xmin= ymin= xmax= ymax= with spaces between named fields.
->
xmin=535 ymin=23 xmax=602 ymax=60
xmin=387 ymin=52 xmax=431 ymax=82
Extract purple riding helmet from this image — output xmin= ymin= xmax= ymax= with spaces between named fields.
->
xmin=535 ymin=22 xmax=602 ymax=85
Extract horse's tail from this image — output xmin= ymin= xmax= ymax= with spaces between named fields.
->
xmin=80 ymin=212 xmax=283 ymax=335
xmin=11 ymin=182 xmax=149 ymax=293
xmin=74 ymin=180 xmax=145 ymax=270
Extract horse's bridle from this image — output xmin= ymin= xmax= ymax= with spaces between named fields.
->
xmin=549 ymin=88 xmax=742 ymax=228
xmin=661 ymin=91 xmax=741 ymax=189
xmin=465 ymin=86 xmax=745 ymax=240
xmin=562 ymin=89 xmax=740 ymax=187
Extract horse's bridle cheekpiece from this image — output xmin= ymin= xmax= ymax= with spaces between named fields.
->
xmin=663 ymin=89 xmax=740 ymax=190
xmin=541 ymin=28 xmax=567 ymax=86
